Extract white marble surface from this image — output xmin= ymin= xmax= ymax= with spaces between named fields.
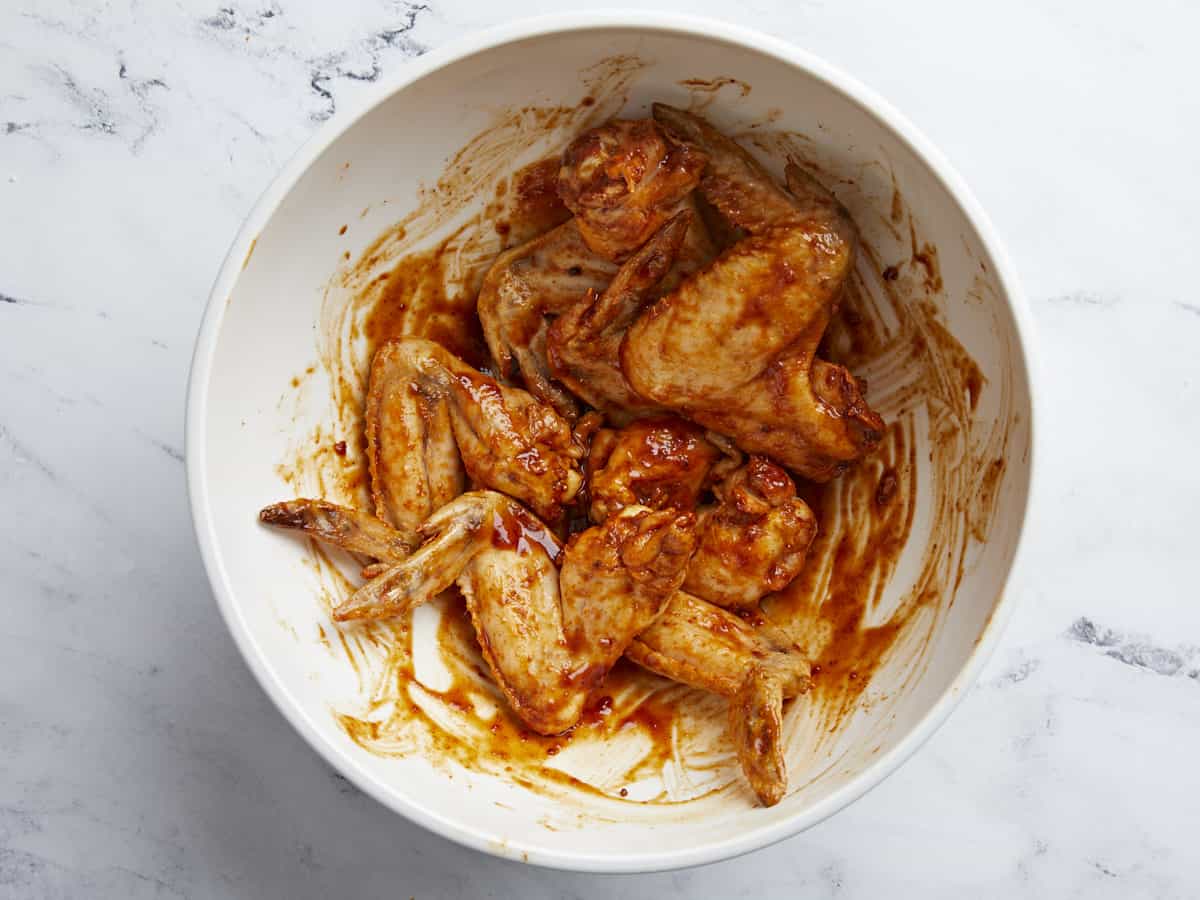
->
xmin=2 ymin=0 xmax=1198 ymax=896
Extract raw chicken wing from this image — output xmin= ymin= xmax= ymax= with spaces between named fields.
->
xmin=581 ymin=419 xmax=814 ymax=610
xmin=627 ymin=591 xmax=810 ymax=806
xmin=547 ymin=212 xmax=690 ymax=419
xmin=477 ymin=220 xmax=617 ymax=418
xmin=264 ymin=490 xmax=695 ymax=735
xmin=620 ymin=105 xmax=884 ymax=481
xmin=366 ymin=338 xmax=583 ymax=529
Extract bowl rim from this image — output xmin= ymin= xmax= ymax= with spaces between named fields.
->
xmin=186 ymin=9 xmax=1041 ymax=874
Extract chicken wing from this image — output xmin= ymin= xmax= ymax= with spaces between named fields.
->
xmin=470 ymin=501 xmax=695 ymax=733
xmin=557 ymin=118 xmax=708 ymax=261
xmin=479 ymin=127 xmax=716 ymax=420
xmin=259 ymin=498 xmax=419 ymax=560
xmin=265 ymin=490 xmax=696 ymax=734
xmin=458 ymin=541 xmax=575 ymax=731
xmin=366 ymin=338 xmax=583 ymax=528
xmin=585 ymin=415 xmax=731 ymax=522
xmin=477 ymin=219 xmax=618 ymax=418
xmin=581 ymin=419 xmax=814 ymax=610
xmin=727 ymin=664 xmax=792 ymax=807
xmin=333 ymin=493 xmax=508 ymax=622
xmin=445 ymin=495 xmax=699 ymax=732
xmin=628 ymin=592 xmax=808 ymax=700
xmin=682 ymin=456 xmax=817 ymax=611
xmin=626 ymin=591 xmax=810 ymax=806
xmin=559 ymin=505 xmax=696 ymax=677
xmin=546 ymin=212 xmax=690 ymax=419
xmin=620 ymin=105 xmax=885 ymax=481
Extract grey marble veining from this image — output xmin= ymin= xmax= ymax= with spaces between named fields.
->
xmin=3 ymin=1 xmax=1199 ymax=897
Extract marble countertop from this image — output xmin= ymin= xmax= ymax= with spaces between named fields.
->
xmin=3 ymin=1 xmax=1198 ymax=897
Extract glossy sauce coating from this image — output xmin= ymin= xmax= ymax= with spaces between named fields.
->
xmin=490 ymin=504 xmax=564 ymax=563
xmin=587 ymin=416 xmax=725 ymax=522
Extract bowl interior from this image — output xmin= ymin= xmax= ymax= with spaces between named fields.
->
xmin=192 ymin=21 xmax=1032 ymax=870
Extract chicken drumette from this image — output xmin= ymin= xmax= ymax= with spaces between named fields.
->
xmin=682 ymin=455 xmax=818 ymax=612
xmin=585 ymin=415 xmax=733 ymax=523
xmin=585 ymin=417 xmax=818 ymax=613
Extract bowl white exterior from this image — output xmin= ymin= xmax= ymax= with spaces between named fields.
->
xmin=186 ymin=12 xmax=1038 ymax=873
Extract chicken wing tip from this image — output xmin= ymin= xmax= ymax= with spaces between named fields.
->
xmin=259 ymin=498 xmax=313 ymax=526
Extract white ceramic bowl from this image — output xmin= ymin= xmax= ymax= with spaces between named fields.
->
xmin=187 ymin=12 xmax=1037 ymax=872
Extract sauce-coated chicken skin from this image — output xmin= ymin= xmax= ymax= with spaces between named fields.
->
xmin=366 ymin=338 xmax=583 ymax=528
xmin=584 ymin=421 xmax=815 ymax=613
xmin=621 ymin=105 xmax=885 ymax=481
xmin=558 ymin=505 xmax=697 ymax=689
xmin=585 ymin=416 xmax=730 ymax=523
xmin=558 ymin=118 xmax=707 ymax=261
xmin=683 ymin=456 xmax=818 ymax=611
xmin=262 ymin=491 xmax=695 ymax=735
xmin=626 ymin=591 xmax=810 ymax=806
xmin=546 ymin=211 xmax=690 ymax=420
xmin=477 ymin=220 xmax=617 ymax=419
